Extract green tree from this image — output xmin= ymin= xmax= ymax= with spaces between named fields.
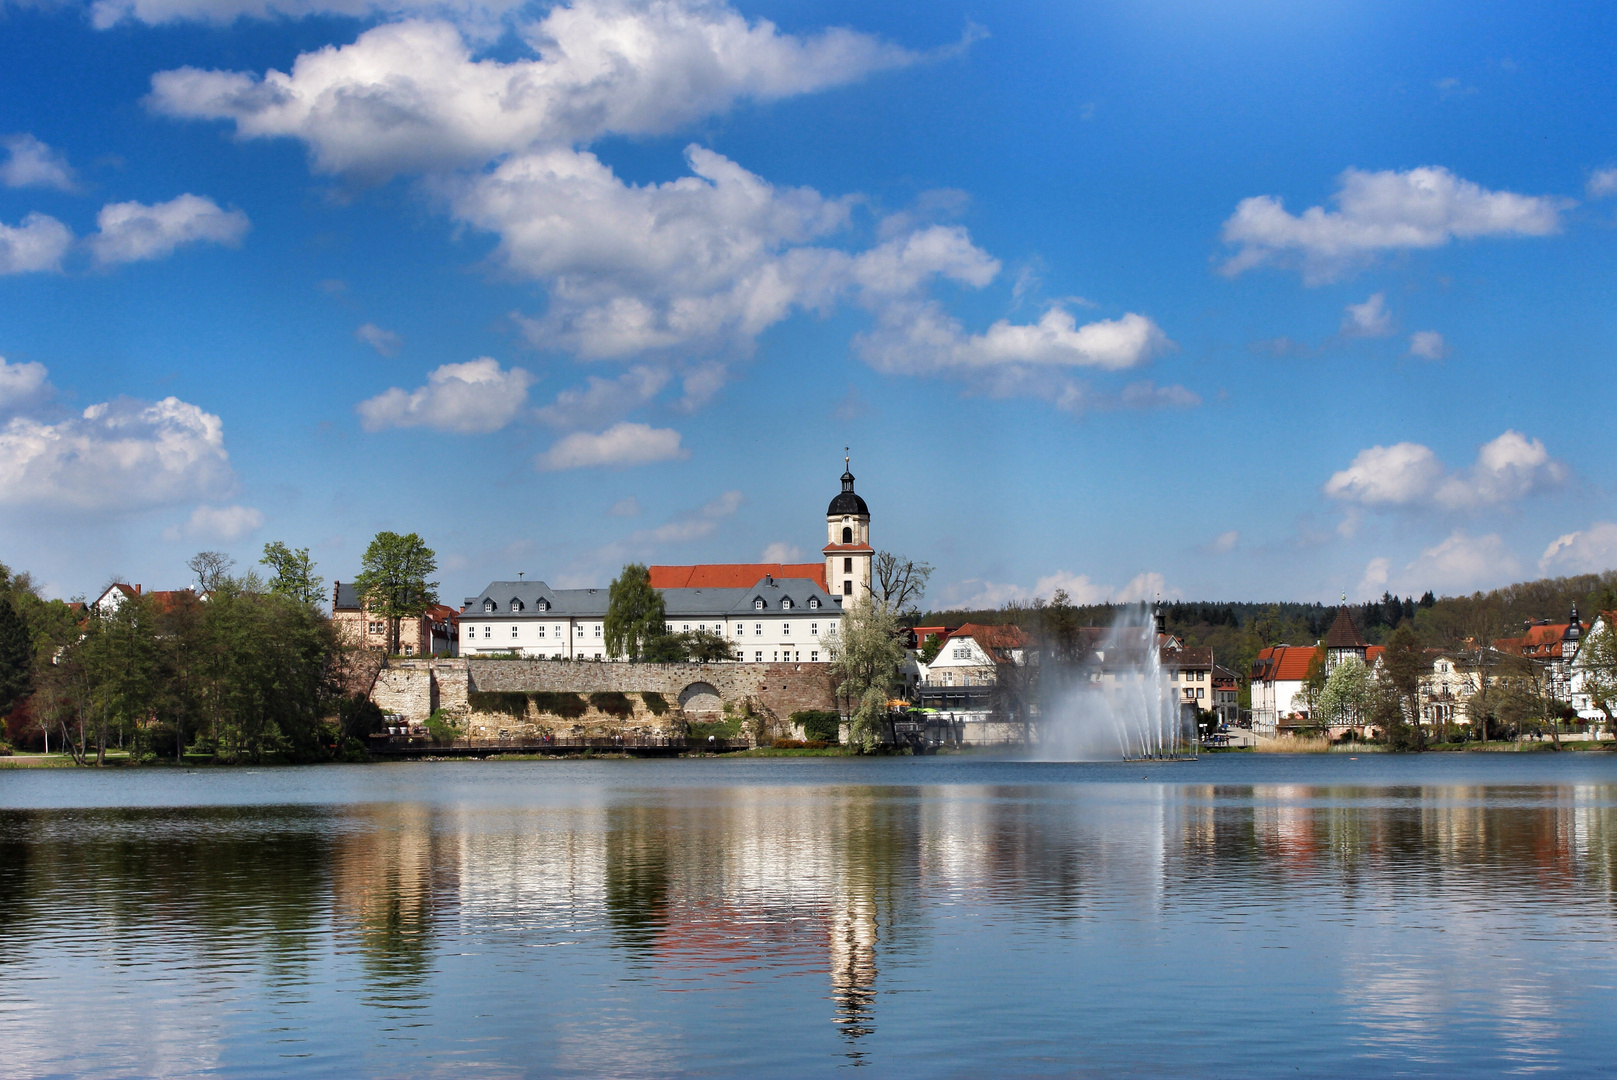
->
xmin=0 ymin=599 xmax=31 ymax=721
xmin=604 ymin=563 xmax=666 ymax=660
xmin=261 ymin=541 xmax=326 ymax=607
xmin=828 ymin=596 xmax=906 ymax=751
xmin=1577 ymin=619 xmax=1617 ymax=736
xmin=1316 ymin=656 xmax=1371 ymax=729
xmin=680 ymin=628 xmax=739 ymax=663
xmin=1378 ymin=626 xmax=1428 ymax=750
xmin=352 ymin=532 xmax=439 ymax=655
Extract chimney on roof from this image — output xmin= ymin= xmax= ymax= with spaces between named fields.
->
xmin=134 ymin=585 xmax=142 ymax=595
xmin=766 ymin=574 xmax=774 ymax=586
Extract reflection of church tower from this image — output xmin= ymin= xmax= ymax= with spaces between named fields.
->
xmin=824 ymin=451 xmax=873 ymax=603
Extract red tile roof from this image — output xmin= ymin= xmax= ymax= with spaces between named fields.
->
xmin=1253 ymin=645 xmax=1321 ymax=682
xmin=649 ymin=563 xmax=828 ymax=591
xmin=1495 ymin=623 xmax=1575 ymax=658
xmin=946 ymin=623 xmax=1028 ymax=662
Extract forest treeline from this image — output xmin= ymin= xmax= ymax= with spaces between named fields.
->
xmin=918 ymin=570 xmax=1617 ymax=691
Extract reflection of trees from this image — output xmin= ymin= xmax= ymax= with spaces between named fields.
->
xmin=331 ymin=803 xmax=453 ymax=1011
xmin=603 ymin=804 xmax=670 ymax=960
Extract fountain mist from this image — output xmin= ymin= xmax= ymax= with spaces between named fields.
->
xmin=1033 ymin=606 xmax=1194 ymax=761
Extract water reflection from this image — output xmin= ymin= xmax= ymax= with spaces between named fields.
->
xmin=4 ymin=766 xmax=1617 ymax=1077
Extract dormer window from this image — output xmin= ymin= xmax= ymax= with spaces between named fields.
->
xmin=483 ymin=598 xmax=496 ymax=613
xmin=510 ymin=598 xmax=523 ymax=612
xmin=537 ymin=599 xmax=549 ymax=612
xmin=781 ymin=597 xmax=793 ymax=609
xmin=754 ymin=598 xmax=765 ymax=610
xmin=809 ymin=598 xmax=819 ymax=609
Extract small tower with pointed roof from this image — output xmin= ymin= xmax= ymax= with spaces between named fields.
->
xmin=1324 ymin=598 xmax=1369 ymax=672
xmin=824 ymin=449 xmax=873 ymax=603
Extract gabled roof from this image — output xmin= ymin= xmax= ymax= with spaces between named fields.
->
xmin=945 ymin=623 xmax=1028 ymax=662
xmin=1496 ymin=622 xmax=1577 ymax=658
xmin=1252 ymin=645 xmax=1321 ymax=682
xmin=1324 ymin=607 xmax=1368 ymax=649
xmin=650 ymin=563 xmax=828 ymax=591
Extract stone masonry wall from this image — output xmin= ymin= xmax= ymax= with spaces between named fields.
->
xmin=369 ymin=658 xmax=835 ymax=742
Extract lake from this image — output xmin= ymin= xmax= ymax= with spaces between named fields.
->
xmin=5 ymin=753 xmax=1617 ymax=1078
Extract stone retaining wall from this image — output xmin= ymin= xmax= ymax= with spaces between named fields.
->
xmin=370 ymin=657 xmax=835 ymax=743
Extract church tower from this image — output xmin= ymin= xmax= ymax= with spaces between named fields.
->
xmin=824 ymin=451 xmax=873 ymax=603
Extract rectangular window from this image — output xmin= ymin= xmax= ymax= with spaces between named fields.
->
xmin=811 ymin=651 xmax=819 ymax=662
xmin=755 ymin=623 xmax=762 ymax=635
xmin=483 ymin=626 xmax=491 ymax=639
xmin=511 ymin=626 xmax=519 ymax=638
xmin=755 ymin=651 xmax=763 ymax=662
xmin=829 ymin=623 xmax=837 ymax=635
xmin=843 ymin=581 xmax=853 ymax=595
xmin=594 ymin=625 xmax=602 ymax=638
xmin=537 ymin=626 xmax=546 ymax=638
xmin=783 ymin=623 xmax=790 ymax=635
xmin=844 ymin=557 xmax=853 ymax=572
xmin=683 ymin=624 xmax=690 ymax=632
xmin=811 ymin=622 xmax=818 ymax=634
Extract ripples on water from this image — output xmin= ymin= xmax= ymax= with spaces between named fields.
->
xmin=4 ymin=755 xmax=1617 ymax=1078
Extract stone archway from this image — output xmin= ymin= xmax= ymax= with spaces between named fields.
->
xmin=679 ymin=682 xmax=723 ymax=720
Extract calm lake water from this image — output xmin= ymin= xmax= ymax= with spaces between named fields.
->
xmin=5 ymin=754 xmax=1617 ymax=1078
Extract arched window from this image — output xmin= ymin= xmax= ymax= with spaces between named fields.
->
xmin=842 ymin=526 xmax=853 ymax=544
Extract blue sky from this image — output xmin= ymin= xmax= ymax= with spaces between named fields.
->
xmin=0 ymin=0 xmax=1613 ymax=608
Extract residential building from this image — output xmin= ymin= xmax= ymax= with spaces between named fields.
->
xmin=1211 ymin=664 xmax=1240 ymax=726
xmin=333 ymin=581 xmax=459 ymax=657
xmin=1494 ymin=604 xmax=1584 ymax=703
xmin=921 ymin=624 xmax=1028 ymax=689
xmin=91 ymin=583 xmax=205 ymax=616
xmin=1570 ymin=611 xmax=1617 ymax=723
xmin=457 ymin=575 xmax=840 ymax=661
xmin=1419 ymin=646 xmax=1510 ymax=731
xmin=1162 ymin=647 xmax=1215 ymax=710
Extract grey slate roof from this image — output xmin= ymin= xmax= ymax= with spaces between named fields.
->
xmin=461 ymin=576 xmax=839 ymax=619
xmin=334 ymin=581 xmax=361 ymax=611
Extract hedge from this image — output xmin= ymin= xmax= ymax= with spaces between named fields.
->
xmin=588 ymin=691 xmax=634 ymax=718
xmin=468 ymin=691 xmax=530 ymax=718
xmin=791 ymin=709 xmax=841 ymax=744
xmin=530 ymin=691 xmax=588 ymax=719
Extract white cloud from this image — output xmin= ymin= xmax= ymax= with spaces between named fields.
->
xmin=469 ymin=145 xmax=853 ymax=358
xmin=1220 ymin=166 xmax=1570 ymax=283
xmin=1360 ymin=556 xmax=1391 ymax=593
xmin=760 ymin=542 xmax=802 ymax=562
xmin=0 ymin=394 xmax=234 ymax=511
xmin=1342 ymin=292 xmax=1393 ymax=337
xmin=535 ymin=421 xmax=686 ymax=471
xmin=946 ymin=569 xmax=1171 ymax=610
xmin=89 ymin=194 xmax=250 ymax=265
xmin=147 ymin=7 xmax=916 ymax=178
xmin=857 ymin=302 xmax=1169 ymax=374
xmin=0 ymin=213 xmax=73 ymax=274
xmin=1587 ymin=168 xmax=1617 ymax=200
xmin=605 ymin=496 xmax=639 ymax=517
xmin=356 ymin=322 xmax=401 ymax=356
xmin=1401 ymin=531 xmax=1519 ymax=593
xmin=166 ymin=503 xmax=265 ymax=541
xmin=1203 ymin=530 xmax=1239 ymax=554
xmin=1324 ymin=430 xmax=1565 ymax=512
xmin=1 ymin=134 xmax=77 ymax=191
xmin=1540 ymin=523 xmax=1617 ymax=575
xmin=357 ymin=357 xmax=532 ymax=433
xmin=0 ymin=357 xmax=52 ymax=414
xmin=533 ymin=365 xmax=670 ymax=429
xmin=94 ymin=0 xmax=528 ymax=30
xmin=1408 ymin=330 xmax=1447 ymax=360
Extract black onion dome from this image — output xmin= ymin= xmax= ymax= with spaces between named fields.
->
xmin=827 ymin=468 xmax=869 ymax=516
